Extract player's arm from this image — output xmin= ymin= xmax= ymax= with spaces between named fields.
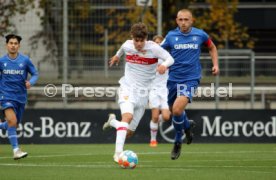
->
xmin=109 ymin=42 xmax=125 ymax=67
xmin=109 ymin=55 xmax=120 ymax=67
xmin=205 ymin=38 xmax=219 ymax=76
xmin=26 ymin=58 xmax=39 ymax=89
xmin=154 ymin=45 xmax=174 ymax=74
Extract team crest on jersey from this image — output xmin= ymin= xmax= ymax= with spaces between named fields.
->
xmin=19 ymin=63 xmax=24 ymax=68
xmin=175 ymin=37 xmax=178 ymax=41
xmin=192 ymin=36 xmax=197 ymax=41
xmin=4 ymin=63 xmax=7 ymax=67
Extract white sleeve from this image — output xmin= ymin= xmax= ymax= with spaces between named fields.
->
xmin=115 ymin=42 xmax=126 ymax=57
xmin=153 ymin=44 xmax=174 ymax=68
xmin=161 ymin=56 xmax=174 ymax=67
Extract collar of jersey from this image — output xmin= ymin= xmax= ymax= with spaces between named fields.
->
xmin=176 ymin=27 xmax=193 ymax=36
xmin=6 ymin=53 xmax=20 ymax=61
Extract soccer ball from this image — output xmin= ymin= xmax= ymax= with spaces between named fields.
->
xmin=118 ymin=150 xmax=138 ymax=169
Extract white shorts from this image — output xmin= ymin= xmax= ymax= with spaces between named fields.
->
xmin=118 ymin=83 xmax=148 ymax=131
xmin=149 ymin=87 xmax=169 ymax=109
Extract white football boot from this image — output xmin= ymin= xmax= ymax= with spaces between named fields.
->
xmin=13 ymin=149 xmax=28 ymax=160
xmin=113 ymin=152 xmax=121 ymax=163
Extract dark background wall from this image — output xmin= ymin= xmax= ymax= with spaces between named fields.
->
xmin=0 ymin=109 xmax=275 ymax=144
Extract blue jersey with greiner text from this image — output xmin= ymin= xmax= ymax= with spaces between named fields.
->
xmin=161 ymin=27 xmax=209 ymax=82
xmin=0 ymin=53 xmax=38 ymax=104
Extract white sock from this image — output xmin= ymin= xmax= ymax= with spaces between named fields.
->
xmin=13 ymin=148 xmax=19 ymax=153
xmin=110 ymin=119 xmax=120 ymax=129
xmin=115 ymin=122 xmax=129 ymax=154
xmin=150 ymin=121 xmax=158 ymax=141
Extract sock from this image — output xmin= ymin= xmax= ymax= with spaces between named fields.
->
xmin=158 ymin=114 xmax=164 ymax=123
xmin=110 ymin=119 xmax=120 ymax=129
xmin=150 ymin=121 xmax=158 ymax=141
xmin=13 ymin=148 xmax=19 ymax=153
xmin=115 ymin=122 xmax=129 ymax=154
xmin=172 ymin=112 xmax=186 ymax=143
xmin=182 ymin=111 xmax=190 ymax=130
xmin=7 ymin=126 xmax=19 ymax=150
xmin=0 ymin=121 xmax=8 ymax=130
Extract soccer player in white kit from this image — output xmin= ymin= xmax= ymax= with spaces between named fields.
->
xmin=102 ymin=22 xmax=174 ymax=162
xmin=148 ymin=35 xmax=171 ymax=147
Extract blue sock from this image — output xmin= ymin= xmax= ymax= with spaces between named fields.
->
xmin=182 ymin=111 xmax=190 ymax=130
xmin=172 ymin=113 xmax=185 ymax=143
xmin=7 ymin=127 xmax=19 ymax=150
xmin=0 ymin=121 xmax=8 ymax=130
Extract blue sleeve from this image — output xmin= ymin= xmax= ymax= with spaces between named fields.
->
xmin=161 ymin=34 xmax=171 ymax=50
xmin=27 ymin=58 xmax=39 ymax=86
xmin=201 ymin=30 xmax=209 ymax=43
xmin=0 ymin=58 xmax=3 ymax=71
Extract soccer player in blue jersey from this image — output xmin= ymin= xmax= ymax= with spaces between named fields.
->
xmin=161 ymin=9 xmax=219 ymax=160
xmin=0 ymin=34 xmax=39 ymax=160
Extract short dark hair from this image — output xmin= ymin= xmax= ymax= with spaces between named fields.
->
xmin=130 ymin=22 xmax=148 ymax=39
xmin=177 ymin=9 xmax=193 ymax=18
xmin=5 ymin=34 xmax=22 ymax=44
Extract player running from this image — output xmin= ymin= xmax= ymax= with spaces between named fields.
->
xmin=102 ymin=22 xmax=174 ymax=163
xmin=148 ymin=35 xmax=171 ymax=147
xmin=162 ymin=9 xmax=219 ymax=160
xmin=0 ymin=34 xmax=39 ymax=160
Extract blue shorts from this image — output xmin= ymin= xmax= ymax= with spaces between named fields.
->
xmin=167 ymin=80 xmax=199 ymax=107
xmin=0 ymin=100 xmax=25 ymax=124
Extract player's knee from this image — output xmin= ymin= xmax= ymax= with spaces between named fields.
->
xmin=163 ymin=114 xmax=171 ymax=121
xmin=7 ymin=120 xmax=17 ymax=128
xmin=172 ymin=108 xmax=183 ymax=116
xmin=122 ymin=113 xmax=133 ymax=123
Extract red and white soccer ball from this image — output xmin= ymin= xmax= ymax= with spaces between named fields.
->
xmin=118 ymin=150 xmax=138 ymax=169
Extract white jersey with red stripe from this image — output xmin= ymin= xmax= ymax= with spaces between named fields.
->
xmin=149 ymin=59 xmax=169 ymax=110
xmin=116 ymin=40 xmax=172 ymax=89
xmin=151 ymin=59 xmax=169 ymax=89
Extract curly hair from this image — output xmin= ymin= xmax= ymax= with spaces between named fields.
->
xmin=130 ymin=22 xmax=148 ymax=39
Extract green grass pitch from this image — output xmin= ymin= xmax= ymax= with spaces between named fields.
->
xmin=0 ymin=144 xmax=275 ymax=180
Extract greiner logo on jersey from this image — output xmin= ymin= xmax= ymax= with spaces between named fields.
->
xmin=174 ymin=44 xmax=199 ymax=50
xmin=2 ymin=69 xmax=24 ymax=75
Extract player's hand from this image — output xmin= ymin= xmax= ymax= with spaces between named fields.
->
xmin=157 ymin=65 xmax=167 ymax=74
xmin=212 ymin=65 xmax=219 ymax=76
xmin=25 ymin=81 xmax=31 ymax=89
xmin=109 ymin=55 xmax=120 ymax=67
